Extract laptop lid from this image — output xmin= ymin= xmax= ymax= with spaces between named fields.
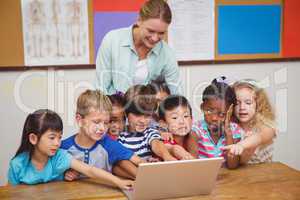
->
xmin=124 ymin=157 xmax=224 ymax=200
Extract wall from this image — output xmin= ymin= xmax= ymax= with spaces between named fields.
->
xmin=0 ymin=61 xmax=299 ymax=185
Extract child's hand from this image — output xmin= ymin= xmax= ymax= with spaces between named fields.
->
xmin=64 ymin=169 xmax=79 ymax=181
xmin=116 ymin=179 xmax=134 ymax=190
xmin=147 ymin=157 xmax=161 ymax=162
xmin=173 ymin=145 xmax=195 ymax=160
xmin=160 ymin=131 xmax=173 ymax=141
xmin=180 ymin=152 xmax=195 ymax=160
xmin=224 ymin=104 xmax=234 ymax=136
xmin=221 ymin=143 xmax=245 ymax=156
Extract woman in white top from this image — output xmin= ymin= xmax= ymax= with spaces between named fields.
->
xmin=95 ymin=0 xmax=182 ymax=95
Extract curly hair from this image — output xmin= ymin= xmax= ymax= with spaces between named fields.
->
xmin=233 ymin=80 xmax=275 ymax=129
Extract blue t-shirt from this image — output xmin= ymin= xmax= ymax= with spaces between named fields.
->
xmin=61 ymin=134 xmax=134 ymax=172
xmin=8 ymin=149 xmax=72 ymax=185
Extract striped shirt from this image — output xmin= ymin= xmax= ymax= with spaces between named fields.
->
xmin=118 ymin=127 xmax=162 ymax=160
xmin=192 ymin=120 xmax=242 ymax=158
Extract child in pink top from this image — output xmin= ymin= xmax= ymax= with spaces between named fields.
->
xmin=187 ymin=77 xmax=242 ymax=169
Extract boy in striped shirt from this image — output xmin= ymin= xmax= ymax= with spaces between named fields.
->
xmin=118 ymin=85 xmax=177 ymax=162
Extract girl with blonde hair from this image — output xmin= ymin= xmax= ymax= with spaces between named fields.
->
xmin=222 ymin=79 xmax=276 ymax=164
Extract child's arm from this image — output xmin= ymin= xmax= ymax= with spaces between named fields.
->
xmin=7 ymin=161 xmax=21 ymax=185
xmin=70 ymin=158 xmax=133 ymax=190
xmin=151 ymin=139 xmax=177 ymax=161
xmin=224 ymin=105 xmax=240 ymax=169
xmin=170 ymin=144 xmax=195 ymax=160
xmin=112 ymin=160 xmax=137 ymax=180
xmin=64 ymin=169 xmax=80 ymax=181
xmin=130 ymin=154 xmax=146 ymax=166
xmin=160 ymin=131 xmax=174 ymax=142
xmin=224 ymin=133 xmax=240 ymax=169
xmin=222 ymin=126 xmax=276 ymax=157
xmin=185 ymin=131 xmax=199 ymax=158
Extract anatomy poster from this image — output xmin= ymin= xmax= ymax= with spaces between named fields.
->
xmin=21 ymin=0 xmax=89 ymax=66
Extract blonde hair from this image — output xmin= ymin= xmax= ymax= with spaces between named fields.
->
xmin=139 ymin=0 xmax=172 ymax=24
xmin=76 ymin=90 xmax=112 ymax=117
xmin=233 ymin=80 xmax=275 ymax=129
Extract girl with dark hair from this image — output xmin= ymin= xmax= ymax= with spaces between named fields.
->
xmin=107 ymin=93 xmax=126 ymax=140
xmin=187 ymin=77 xmax=242 ymax=169
xmin=8 ymin=109 xmax=133 ymax=189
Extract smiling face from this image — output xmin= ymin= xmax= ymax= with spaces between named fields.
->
xmin=234 ymin=86 xmax=256 ymax=125
xmin=127 ymin=113 xmax=152 ymax=133
xmin=33 ymin=129 xmax=62 ymax=157
xmin=202 ymin=98 xmax=227 ymax=134
xmin=163 ymin=106 xmax=192 ymax=136
xmin=77 ymin=109 xmax=110 ymax=141
xmin=109 ymin=105 xmax=125 ymax=136
xmin=136 ymin=18 xmax=168 ymax=49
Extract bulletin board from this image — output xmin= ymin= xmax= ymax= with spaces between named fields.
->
xmin=282 ymin=0 xmax=300 ymax=57
xmin=0 ymin=0 xmax=95 ymax=68
xmin=215 ymin=0 xmax=282 ymax=60
xmin=0 ymin=0 xmax=24 ymax=67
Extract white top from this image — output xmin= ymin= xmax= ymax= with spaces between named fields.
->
xmin=133 ymin=59 xmax=148 ymax=85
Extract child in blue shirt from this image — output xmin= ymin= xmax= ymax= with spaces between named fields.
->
xmin=61 ymin=90 xmax=143 ymax=180
xmin=8 ymin=109 xmax=132 ymax=189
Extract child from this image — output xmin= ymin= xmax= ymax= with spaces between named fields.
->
xmin=150 ymin=75 xmax=171 ymax=105
xmin=158 ymin=95 xmax=195 ymax=160
xmin=107 ymin=93 xmax=126 ymax=140
xmin=149 ymin=76 xmax=171 ymax=125
xmin=118 ymin=85 xmax=177 ymax=161
xmin=187 ymin=77 xmax=242 ymax=169
xmin=222 ymin=79 xmax=276 ymax=164
xmin=61 ymin=90 xmax=142 ymax=180
xmin=7 ymin=109 xmax=132 ymax=189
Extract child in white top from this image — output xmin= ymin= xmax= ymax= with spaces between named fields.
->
xmin=222 ymin=79 xmax=276 ymax=164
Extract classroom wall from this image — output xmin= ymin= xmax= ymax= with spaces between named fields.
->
xmin=0 ymin=61 xmax=299 ymax=186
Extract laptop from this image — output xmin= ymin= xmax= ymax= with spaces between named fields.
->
xmin=122 ymin=157 xmax=224 ymax=200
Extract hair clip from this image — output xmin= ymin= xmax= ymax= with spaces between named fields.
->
xmin=215 ymin=76 xmax=231 ymax=84
xmin=115 ymin=91 xmax=124 ymax=97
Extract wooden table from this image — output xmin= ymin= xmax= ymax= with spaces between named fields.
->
xmin=1 ymin=162 xmax=300 ymax=200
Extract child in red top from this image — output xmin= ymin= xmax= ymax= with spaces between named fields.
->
xmin=158 ymin=95 xmax=195 ymax=160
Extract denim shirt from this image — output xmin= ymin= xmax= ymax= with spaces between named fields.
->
xmin=95 ymin=25 xmax=182 ymax=95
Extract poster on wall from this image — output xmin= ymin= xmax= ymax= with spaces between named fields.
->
xmin=168 ymin=0 xmax=215 ymax=61
xmin=21 ymin=0 xmax=89 ymax=66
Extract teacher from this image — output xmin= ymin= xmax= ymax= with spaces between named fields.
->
xmin=95 ymin=0 xmax=182 ymax=95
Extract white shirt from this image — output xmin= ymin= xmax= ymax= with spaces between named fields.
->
xmin=133 ymin=59 xmax=148 ymax=85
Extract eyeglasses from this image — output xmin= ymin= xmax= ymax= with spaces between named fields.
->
xmin=203 ymin=109 xmax=226 ymax=118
